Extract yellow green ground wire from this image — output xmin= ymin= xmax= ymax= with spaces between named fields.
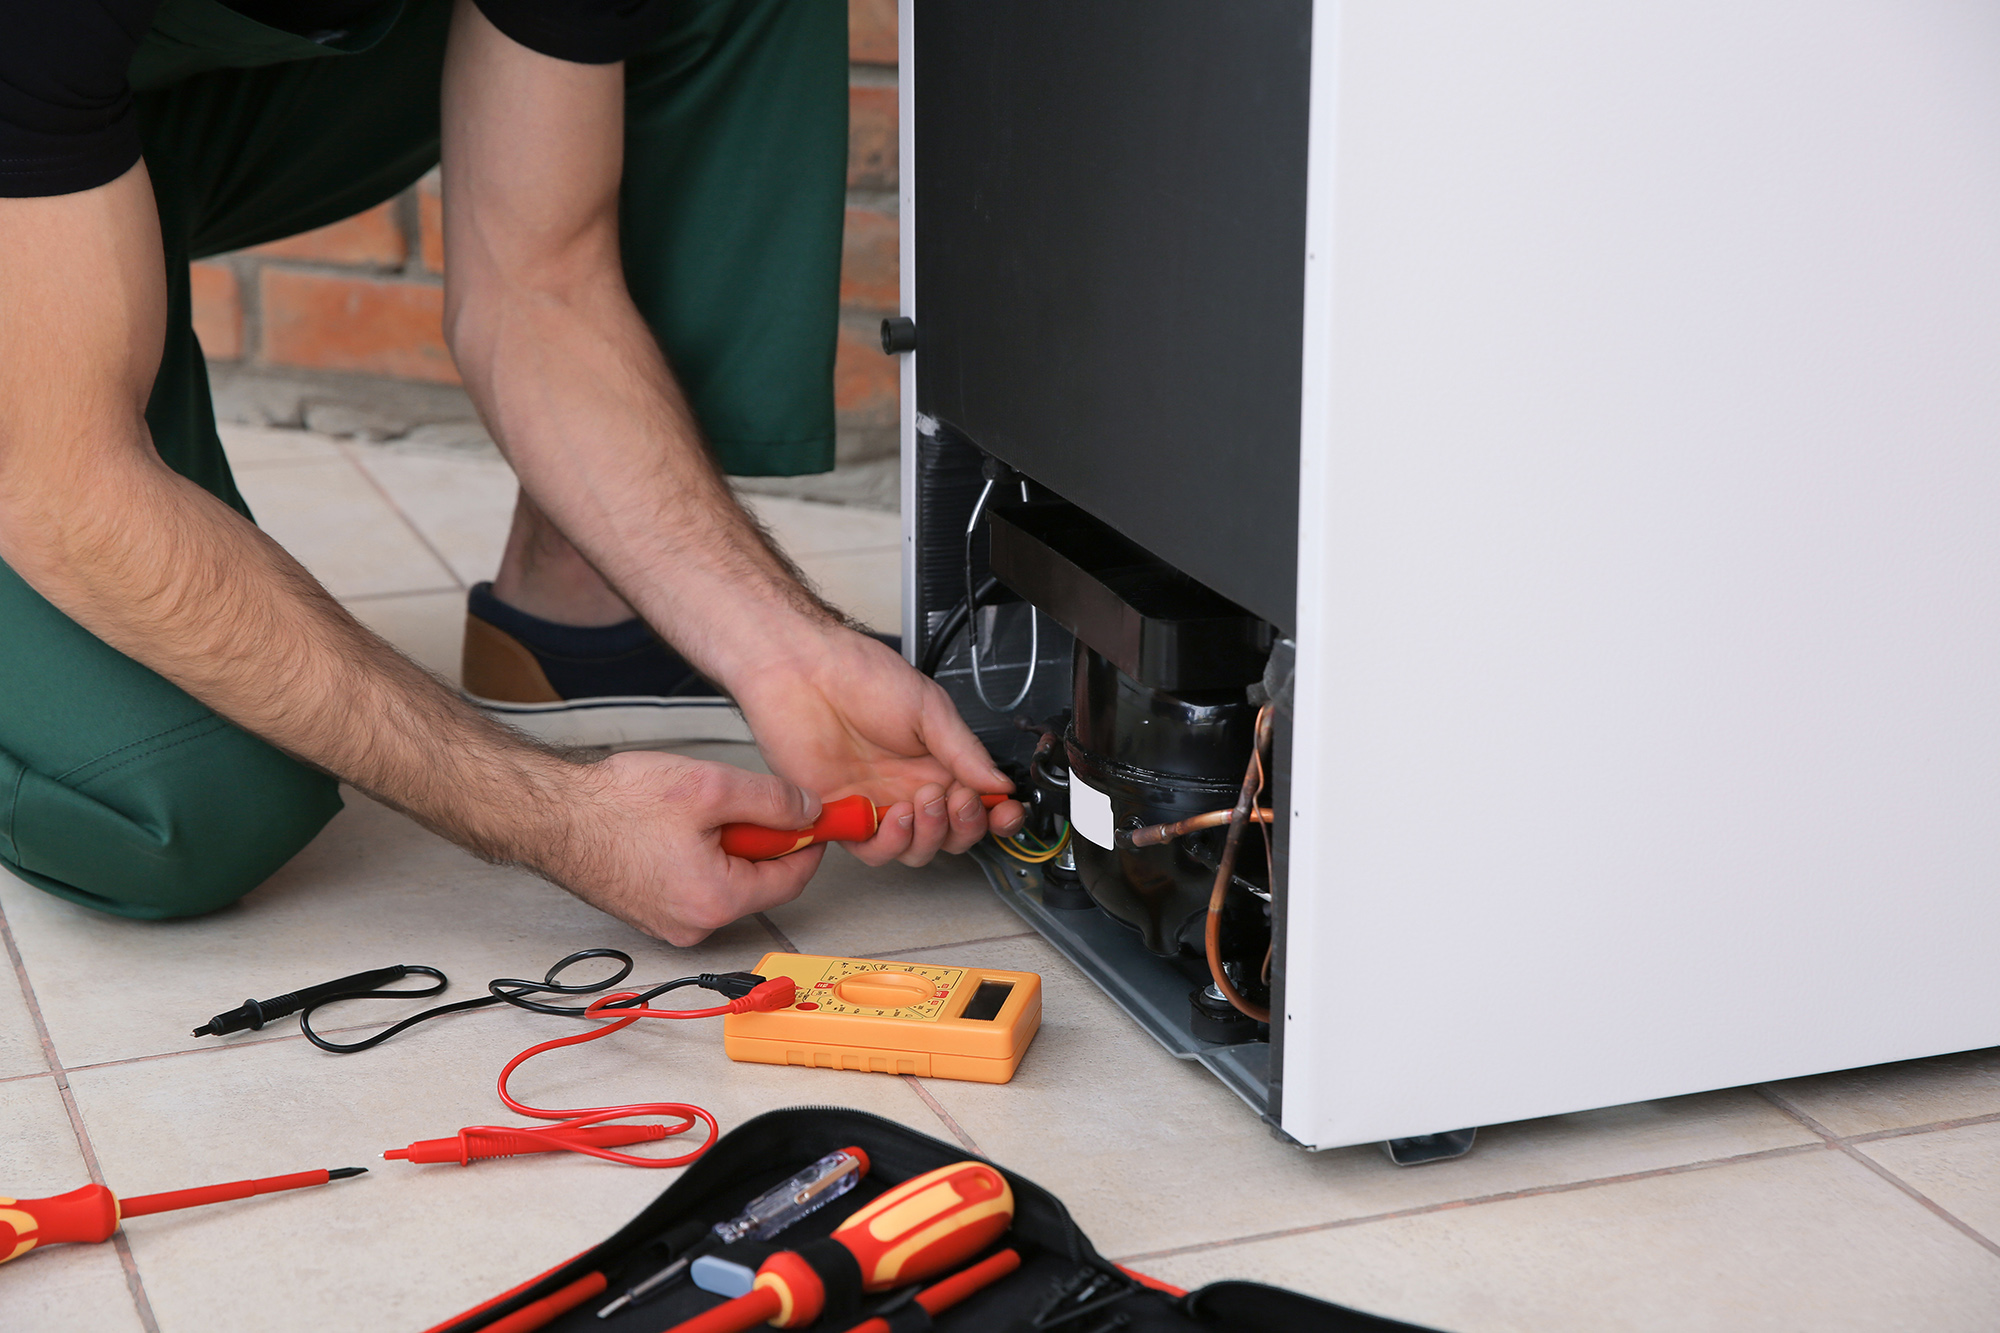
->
xmin=991 ymin=821 xmax=1073 ymax=864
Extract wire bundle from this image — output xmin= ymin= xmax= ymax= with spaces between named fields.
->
xmin=990 ymin=821 xmax=1072 ymax=865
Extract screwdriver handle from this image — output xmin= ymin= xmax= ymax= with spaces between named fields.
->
xmin=663 ymin=1160 xmax=1013 ymax=1332
xmin=719 ymin=794 xmax=1009 ymax=861
xmin=0 ymin=1183 xmax=120 ymax=1262
xmin=827 ymin=1159 xmax=1012 ymax=1291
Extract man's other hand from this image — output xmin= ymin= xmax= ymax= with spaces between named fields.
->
xmin=730 ymin=624 xmax=1028 ymax=868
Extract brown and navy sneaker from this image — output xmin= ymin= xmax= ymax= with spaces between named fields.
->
xmin=460 ymin=582 xmax=753 ymax=747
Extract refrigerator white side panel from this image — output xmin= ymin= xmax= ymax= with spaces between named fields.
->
xmin=1283 ymin=0 xmax=2000 ymax=1149
xmin=1281 ymin=0 xmax=1350 ymax=1145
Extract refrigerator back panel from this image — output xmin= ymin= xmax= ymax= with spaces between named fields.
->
xmin=912 ymin=0 xmax=1310 ymax=632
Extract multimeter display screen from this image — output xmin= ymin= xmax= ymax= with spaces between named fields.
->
xmin=961 ymin=980 xmax=1014 ymax=1021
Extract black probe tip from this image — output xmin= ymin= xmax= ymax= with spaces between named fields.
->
xmin=327 ymin=1167 xmax=369 ymax=1180
xmin=191 ymin=1025 xmax=211 ymax=1037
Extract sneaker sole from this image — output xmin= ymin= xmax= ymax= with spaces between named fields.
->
xmin=468 ymin=694 xmax=754 ymax=747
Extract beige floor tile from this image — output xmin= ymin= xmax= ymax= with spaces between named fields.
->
xmin=1764 ymin=1047 xmax=2000 ymax=1137
xmin=232 ymin=458 xmax=458 ymax=599
xmin=759 ymin=845 xmax=1032 ymax=962
xmin=797 ymin=548 xmax=901 ymax=635
xmin=912 ymin=935 xmax=1818 ymax=1257
xmin=0 ymin=792 xmax=792 ymax=1070
xmin=0 ymin=955 xmax=50 ymax=1080
xmin=68 ymin=996 xmax=944 ymax=1333
xmin=0 ymin=1076 xmax=150 ymax=1332
xmin=344 ymin=590 xmax=468 ymax=684
xmin=346 ymin=445 xmax=519 ymax=588
xmin=741 ymin=494 xmax=902 ymax=556
xmin=217 ymin=422 xmax=346 ymax=469
xmin=1135 ymin=1152 xmax=2000 ymax=1333
xmin=1858 ymin=1121 xmax=2000 ymax=1242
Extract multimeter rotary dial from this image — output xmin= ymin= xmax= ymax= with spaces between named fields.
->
xmin=808 ymin=960 xmax=964 ymax=1020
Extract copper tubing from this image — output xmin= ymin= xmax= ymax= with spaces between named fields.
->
xmin=1119 ymin=807 xmax=1273 ymax=849
xmin=1206 ymin=704 xmax=1275 ymax=1024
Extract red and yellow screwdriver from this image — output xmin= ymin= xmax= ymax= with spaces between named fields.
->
xmin=664 ymin=1158 xmax=1013 ymax=1333
xmin=1 ymin=1167 xmax=366 ymax=1262
xmin=720 ymin=793 xmax=1011 ymax=861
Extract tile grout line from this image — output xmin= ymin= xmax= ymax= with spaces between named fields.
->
xmin=900 ymin=1076 xmax=984 ymax=1156
xmin=753 ymin=913 xmax=988 ymax=1156
xmin=754 ymin=914 xmax=801 ymax=953
xmin=1841 ymin=1109 xmax=2000 ymax=1145
xmin=1755 ymin=1085 xmax=2000 ymax=1262
xmin=3 ymin=1009 xmax=505 ymax=1083
xmin=334 ymin=440 xmax=470 ymax=592
xmin=856 ymin=932 xmax=1038 ymax=959
xmin=1111 ymin=1140 xmax=1831 ymax=1265
xmin=339 ymin=586 xmax=465 ymax=605
xmin=0 ymin=901 xmax=162 ymax=1333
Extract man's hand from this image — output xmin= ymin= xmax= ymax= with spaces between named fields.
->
xmin=730 ymin=626 xmax=1028 ymax=867
xmin=555 ymin=752 xmax=826 ymax=945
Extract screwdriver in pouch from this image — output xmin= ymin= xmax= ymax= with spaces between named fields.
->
xmin=594 ymin=1147 xmax=870 ymax=1320
xmin=661 ymin=1159 xmax=1014 ymax=1333
xmin=192 ymin=964 xmax=422 ymax=1036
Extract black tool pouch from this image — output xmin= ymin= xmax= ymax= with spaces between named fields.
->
xmin=432 ymin=1106 xmax=1442 ymax=1333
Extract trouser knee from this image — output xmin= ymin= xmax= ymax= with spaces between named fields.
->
xmin=1 ymin=718 xmax=342 ymax=921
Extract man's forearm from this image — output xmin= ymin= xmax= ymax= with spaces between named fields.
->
xmin=438 ymin=7 xmax=840 ymax=697
xmin=448 ymin=268 xmax=842 ymax=684
xmin=0 ymin=442 xmax=580 ymax=865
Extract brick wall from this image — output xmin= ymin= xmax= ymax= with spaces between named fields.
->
xmin=191 ymin=0 xmax=899 ymax=464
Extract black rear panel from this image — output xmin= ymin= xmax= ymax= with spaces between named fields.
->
xmin=913 ymin=0 xmax=1311 ymax=631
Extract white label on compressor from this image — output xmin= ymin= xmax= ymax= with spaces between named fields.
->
xmin=1068 ymin=773 xmax=1115 ymax=848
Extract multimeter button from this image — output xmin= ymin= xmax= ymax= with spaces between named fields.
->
xmin=794 ymin=1002 xmax=820 ymax=1010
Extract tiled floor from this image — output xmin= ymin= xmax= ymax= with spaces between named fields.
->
xmin=5 ymin=427 xmax=1999 ymax=1331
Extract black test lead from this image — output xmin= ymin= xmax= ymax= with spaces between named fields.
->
xmin=191 ymin=964 xmax=443 ymax=1036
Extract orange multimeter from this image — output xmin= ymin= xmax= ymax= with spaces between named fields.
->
xmin=723 ymin=952 xmax=1042 ymax=1084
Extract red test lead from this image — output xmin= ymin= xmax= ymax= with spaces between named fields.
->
xmin=385 ymin=1123 xmax=670 ymax=1166
xmin=385 ymin=974 xmax=800 ymax=1171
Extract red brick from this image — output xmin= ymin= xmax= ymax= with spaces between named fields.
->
xmin=834 ymin=318 xmax=897 ymax=424
xmin=260 ymin=270 xmax=459 ymax=384
xmin=850 ymin=0 xmax=896 ymax=64
xmin=840 ymin=207 xmax=898 ymax=310
xmin=250 ymin=201 xmax=406 ymax=267
xmin=189 ymin=262 xmax=243 ymax=361
xmin=848 ymin=86 xmax=897 ymax=192
xmin=417 ymin=172 xmax=445 ymax=273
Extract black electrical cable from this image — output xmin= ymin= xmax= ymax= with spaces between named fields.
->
xmin=919 ymin=575 xmax=1001 ymax=677
xmin=291 ymin=949 xmax=766 ymax=1054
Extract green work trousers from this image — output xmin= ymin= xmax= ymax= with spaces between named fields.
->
xmin=0 ymin=0 xmax=847 ymax=919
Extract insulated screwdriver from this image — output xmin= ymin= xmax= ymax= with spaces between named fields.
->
xmin=839 ymin=1247 xmax=1021 ymax=1333
xmin=595 ymin=1147 xmax=870 ymax=1318
xmin=720 ymin=794 xmax=1010 ymax=861
xmin=0 ymin=1167 xmax=366 ymax=1262
xmin=661 ymin=1159 xmax=1014 ymax=1333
